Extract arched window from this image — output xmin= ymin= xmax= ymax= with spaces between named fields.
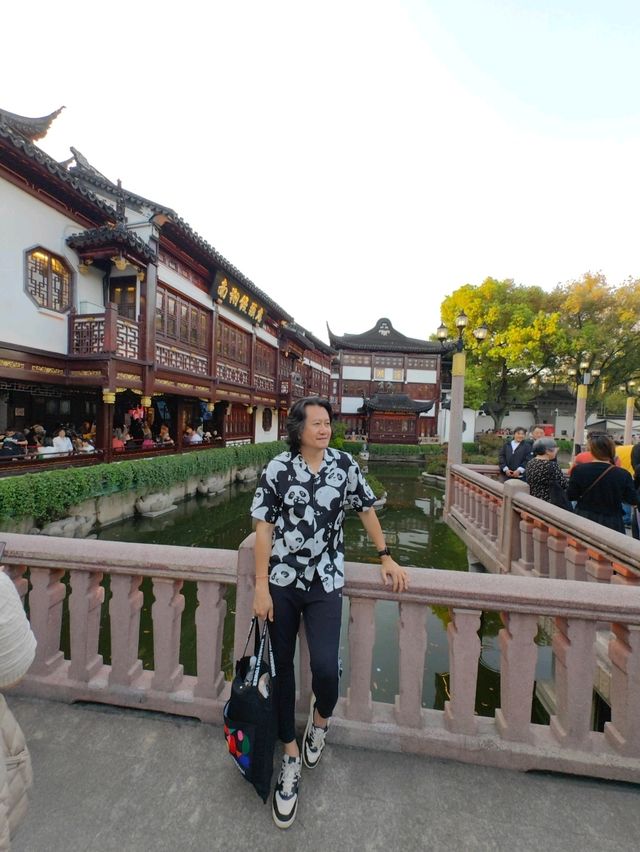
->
xmin=25 ymin=247 xmax=72 ymax=312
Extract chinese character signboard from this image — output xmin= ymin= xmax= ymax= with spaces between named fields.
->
xmin=214 ymin=272 xmax=265 ymax=325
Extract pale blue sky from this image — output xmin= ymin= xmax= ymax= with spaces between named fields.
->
xmin=3 ymin=1 xmax=640 ymax=343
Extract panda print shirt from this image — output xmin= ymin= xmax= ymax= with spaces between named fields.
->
xmin=250 ymin=448 xmax=377 ymax=592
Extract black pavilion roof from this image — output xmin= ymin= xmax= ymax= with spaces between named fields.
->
xmin=328 ymin=318 xmax=445 ymax=354
xmin=359 ymin=393 xmax=434 ymax=414
xmin=0 ymin=106 xmax=65 ymax=142
xmin=66 ymin=225 xmax=157 ymax=263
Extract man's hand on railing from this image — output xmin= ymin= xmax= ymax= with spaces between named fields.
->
xmin=380 ymin=558 xmax=409 ymax=593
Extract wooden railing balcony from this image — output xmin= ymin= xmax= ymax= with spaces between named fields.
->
xmin=2 ymin=531 xmax=640 ymax=782
xmin=156 ymin=341 xmax=209 ymax=376
xmin=70 ymin=304 xmax=140 ymax=361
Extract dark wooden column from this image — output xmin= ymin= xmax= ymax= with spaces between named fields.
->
xmin=96 ymin=394 xmax=114 ymax=463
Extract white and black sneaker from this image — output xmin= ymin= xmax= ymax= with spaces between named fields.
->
xmin=302 ymin=695 xmax=328 ymax=769
xmin=272 ymin=755 xmax=301 ymax=829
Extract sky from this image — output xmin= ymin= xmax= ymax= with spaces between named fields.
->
xmin=3 ymin=0 xmax=640 ymax=344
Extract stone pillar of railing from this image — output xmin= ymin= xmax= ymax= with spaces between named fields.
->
xmin=585 ymin=550 xmax=614 ymax=583
xmin=109 ymin=574 xmax=144 ymax=687
xmin=68 ymin=570 xmax=104 ymax=682
xmin=532 ymin=522 xmax=549 ymax=578
xmin=395 ymin=601 xmax=427 ymax=728
xmin=487 ymin=497 xmax=499 ymax=544
xmin=345 ymin=597 xmax=376 ymax=722
xmin=605 ymin=623 xmax=640 ymax=756
xmin=495 ymin=612 xmax=538 ymax=743
xmin=4 ymin=564 xmax=28 ymax=602
xmin=499 ymin=479 xmax=528 ymax=574
xmin=514 ymin=514 xmax=536 ymax=575
xmin=444 ymin=608 xmax=481 ymax=735
xmin=564 ymin=537 xmax=588 ymax=581
xmin=234 ymin=534 xmax=257 ymax=664
xmin=194 ymin=580 xmax=227 ymax=699
xmin=28 ymin=567 xmax=66 ymax=675
xmin=150 ymin=578 xmax=185 ymax=692
xmin=547 ymin=528 xmax=568 ymax=579
xmin=550 ymin=616 xmax=596 ymax=747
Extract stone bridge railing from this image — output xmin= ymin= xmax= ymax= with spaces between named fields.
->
xmin=2 ymin=531 xmax=640 ymax=782
xmin=445 ymin=464 xmax=640 ymax=584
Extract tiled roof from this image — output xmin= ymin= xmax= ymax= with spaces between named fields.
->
xmin=0 ymin=119 xmax=117 ymax=221
xmin=0 ymin=106 xmax=65 ymax=142
xmin=328 ymin=318 xmax=444 ymax=354
xmin=67 ymin=153 xmax=294 ymax=322
xmin=66 ymin=225 xmax=156 ymax=263
xmin=360 ymin=393 xmax=435 ymax=414
xmin=281 ymin=322 xmax=335 ymax=356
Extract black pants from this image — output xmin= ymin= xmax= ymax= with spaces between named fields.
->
xmin=268 ymin=573 xmax=343 ymax=744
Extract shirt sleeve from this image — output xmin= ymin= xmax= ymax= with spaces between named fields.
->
xmin=345 ymin=457 xmax=377 ymax=512
xmin=250 ymin=460 xmax=283 ymax=523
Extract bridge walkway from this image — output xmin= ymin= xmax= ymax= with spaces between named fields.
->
xmin=9 ymin=695 xmax=640 ymax=852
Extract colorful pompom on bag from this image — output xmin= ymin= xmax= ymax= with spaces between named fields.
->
xmin=223 ymin=617 xmax=277 ymax=803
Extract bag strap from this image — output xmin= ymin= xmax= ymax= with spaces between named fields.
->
xmin=578 ymin=463 xmax=614 ymax=501
xmin=241 ymin=616 xmax=261 ymax=659
xmin=251 ymin=620 xmax=276 ymax=686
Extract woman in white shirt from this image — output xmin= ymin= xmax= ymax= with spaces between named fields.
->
xmin=52 ymin=429 xmax=73 ymax=456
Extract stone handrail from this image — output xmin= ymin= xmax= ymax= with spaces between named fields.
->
xmin=446 ymin=463 xmax=640 ymax=582
xmin=2 ymin=531 xmax=640 ymax=780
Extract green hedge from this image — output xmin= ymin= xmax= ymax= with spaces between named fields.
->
xmin=0 ymin=442 xmax=287 ymax=525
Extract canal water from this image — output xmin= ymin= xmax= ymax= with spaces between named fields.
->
xmin=96 ymin=463 xmax=551 ymax=716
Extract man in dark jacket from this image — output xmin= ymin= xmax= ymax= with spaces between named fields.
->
xmin=498 ymin=427 xmax=533 ymax=479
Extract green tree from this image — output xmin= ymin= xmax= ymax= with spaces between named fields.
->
xmin=547 ymin=273 xmax=640 ymax=415
xmin=440 ymin=278 xmax=563 ymax=429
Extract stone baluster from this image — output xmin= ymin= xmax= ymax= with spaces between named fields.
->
xmin=28 ymin=567 xmax=66 ymax=675
xmin=194 ymin=580 xmax=227 ymax=699
xmin=564 ymin=537 xmax=588 ymax=582
xmin=499 ymin=480 xmax=528 ymax=574
xmin=469 ymin=487 xmax=480 ymax=528
xmin=605 ymin=623 xmax=640 ymax=756
xmin=495 ymin=612 xmax=538 ymax=742
xmin=585 ymin=549 xmax=613 ymax=583
xmin=295 ymin=622 xmax=312 ymax=715
xmin=547 ymin=528 xmax=567 ymax=579
xmin=550 ymin=616 xmax=596 ymax=747
xmin=68 ymin=570 xmax=104 ymax=682
xmin=345 ymin=597 xmax=376 ymax=722
xmin=444 ymin=608 xmax=481 ymax=735
xmin=488 ymin=497 xmax=499 ymax=543
xmin=611 ymin=562 xmax=640 ymax=587
xmin=109 ymin=574 xmax=144 ymax=687
xmin=532 ymin=522 xmax=549 ymax=578
xmin=515 ymin=514 xmax=535 ymax=574
xmin=4 ymin=564 xmax=28 ymax=602
xmin=151 ymin=578 xmax=185 ymax=693
xmin=395 ymin=601 xmax=427 ymax=728
xmin=480 ymin=492 xmax=491 ymax=538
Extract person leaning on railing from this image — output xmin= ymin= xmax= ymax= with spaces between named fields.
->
xmin=567 ymin=433 xmax=638 ymax=534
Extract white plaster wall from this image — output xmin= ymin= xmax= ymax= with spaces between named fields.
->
xmin=406 ymin=368 xmax=437 ymax=384
xmin=343 ymin=366 xmax=371 ymax=381
xmin=0 ymin=179 xmax=91 ymax=353
xmin=438 ymin=407 xmax=476 ymax=443
xmin=158 ymin=265 xmax=213 ymax=310
xmin=254 ymin=405 xmax=278 ymax=443
xmin=341 ymin=396 xmax=364 ymax=414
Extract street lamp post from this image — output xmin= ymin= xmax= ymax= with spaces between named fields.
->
xmin=621 ymin=381 xmax=637 ymax=444
xmin=437 ymin=311 xmax=488 ymax=467
xmin=569 ymin=358 xmax=600 ymax=458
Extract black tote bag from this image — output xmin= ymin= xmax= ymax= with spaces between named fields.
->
xmin=223 ymin=617 xmax=277 ymax=803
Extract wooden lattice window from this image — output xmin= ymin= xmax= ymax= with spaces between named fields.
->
xmin=25 ymin=247 xmax=72 ymax=312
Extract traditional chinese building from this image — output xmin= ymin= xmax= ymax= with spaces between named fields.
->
xmin=327 ymin=318 xmax=442 ymax=443
xmin=0 ymin=106 xmax=333 ymax=462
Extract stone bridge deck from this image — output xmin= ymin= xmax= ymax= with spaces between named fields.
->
xmin=9 ymin=695 xmax=640 ymax=852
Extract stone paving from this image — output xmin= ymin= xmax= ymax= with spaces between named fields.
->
xmin=8 ymin=695 xmax=640 ymax=852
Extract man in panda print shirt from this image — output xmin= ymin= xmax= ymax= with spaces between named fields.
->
xmin=250 ymin=396 xmax=407 ymax=830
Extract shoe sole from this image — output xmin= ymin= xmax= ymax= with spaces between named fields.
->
xmin=302 ymin=692 xmax=323 ymax=770
xmin=272 ymin=798 xmax=298 ymax=829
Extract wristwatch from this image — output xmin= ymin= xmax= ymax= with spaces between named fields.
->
xmin=377 ymin=547 xmax=392 ymax=558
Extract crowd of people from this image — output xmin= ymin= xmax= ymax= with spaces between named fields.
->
xmin=497 ymin=425 xmax=640 ymax=536
xmin=0 ymin=418 xmax=216 ymax=462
